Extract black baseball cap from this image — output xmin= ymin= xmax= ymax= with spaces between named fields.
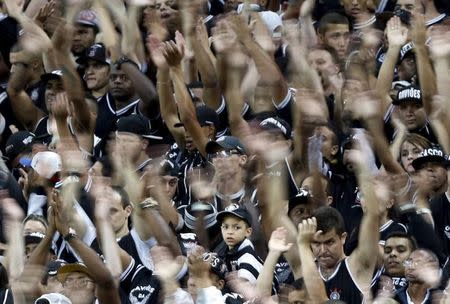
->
xmin=76 ymin=43 xmax=111 ymax=66
xmin=184 ymin=202 xmax=218 ymax=230
xmin=398 ymin=42 xmax=415 ymax=64
xmin=412 ymin=146 xmax=449 ymax=170
xmin=47 ymin=259 xmax=67 ymax=277
xmin=159 ymin=159 xmax=179 ymax=177
xmin=202 ymin=252 xmax=227 ymax=279
xmin=24 ymin=232 xmax=46 ymax=245
xmin=174 ymin=105 xmax=220 ymax=130
xmin=288 ymin=188 xmax=311 ymax=214
xmin=216 ymin=204 xmax=252 ymax=227
xmin=205 ymin=136 xmax=246 ymax=155
xmin=4 ymin=131 xmax=35 ymax=161
xmin=259 ymin=117 xmax=292 ymax=139
xmin=41 ymin=70 xmax=63 ymax=83
xmin=117 ymin=114 xmax=163 ymax=140
xmin=393 ymin=85 xmax=422 ymax=106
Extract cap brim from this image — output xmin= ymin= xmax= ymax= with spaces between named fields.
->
xmin=142 ymin=134 xmax=163 ymax=140
xmin=57 ymin=264 xmax=92 ymax=282
xmin=41 ymin=74 xmax=62 ymax=83
xmin=216 ymin=211 xmax=248 ymax=225
xmin=392 ymin=98 xmax=422 ymax=106
xmin=412 ymin=155 xmax=448 ymax=170
xmin=205 ymin=141 xmax=225 ymax=154
xmin=75 ymin=56 xmax=110 ymax=66
xmin=24 ymin=236 xmax=45 ymax=245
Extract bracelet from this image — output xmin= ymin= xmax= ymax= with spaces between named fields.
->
xmin=63 ymin=227 xmax=78 ymax=242
xmin=138 ymin=197 xmax=160 ymax=210
xmin=398 ymin=203 xmax=416 ymax=214
xmin=115 ymin=55 xmax=139 ymax=70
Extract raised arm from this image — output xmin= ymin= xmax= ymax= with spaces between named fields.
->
xmin=411 ymin=13 xmax=436 ymax=116
xmin=54 ymin=200 xmax=120 ymax=304
xmin=164 ymin=41 xmax=210 ymax=157
xmin=348 ymin=149 xmax=382 ymax=286
xmin=375 ymin=17 xmax=408 ymax=114
xmin=146 ymin=34 xmax=185 ymax=148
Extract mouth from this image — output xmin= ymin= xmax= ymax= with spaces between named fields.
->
xmin=160 ymin=12 xmax=171 ymax=19
xmin=350 ymin=8 xmax=360 ymax=15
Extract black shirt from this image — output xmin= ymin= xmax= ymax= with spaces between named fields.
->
xmin=431 ymin=192 xmax=450 ymax=256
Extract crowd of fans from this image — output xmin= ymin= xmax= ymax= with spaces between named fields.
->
xmin=0 ymin=0 xmax=450 ymax=303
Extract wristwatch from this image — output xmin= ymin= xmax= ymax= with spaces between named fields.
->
xmin=115 ymin=56 xmax=139 ymax=70
xmin=63 ymin=227 xmax=78 ymax=242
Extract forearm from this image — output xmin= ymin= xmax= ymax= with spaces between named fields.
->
xmin=121 ymin=63 xmax=159 ymax=117
xmin=298 ymin=242 xmax=328 ymax=302
xmin=5 ymin=221 xmax=24 ymax=280
xmin=376 ymin=46 xmax=400 ymax=111
xmin=433 ymin=57 xmax=450 ymax=100
xmin=390 ymin=126 xmax=407 ymax=161
xmin=96 ymin=219 xmax=123 ymax=278
xmin=27 ymin=233 xmax=54 ymax=267
xmin=256 ymin=250 xmax=280 ymax=297
xmin=415 ymin=45 xmax=437 ymax=115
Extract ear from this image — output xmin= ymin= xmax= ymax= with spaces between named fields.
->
xmin=246 ymin=227 xmax=253 ymax=237
xmin=326 ymin=196 xmax=334 ymax=206
xmin=239 ymin=155 xmax=248 ymax=166
xmin=386 ymin=198 xmax=394 ymax=209
xmin=141 ymin=138 xmax=149 ymax=150
xmin=217 ymin=279 xmax=225 ymax=290
xmin=331 ymin=144 xmax=339 ymax=157
xmin=340 ymin=232 xmax=347 ymax=244
xmin=207 ymin=125 xmax=216 ymax=139
xmin=125 ymin=205 xmax=133 ymax=217
xmin=318 ymin=32 xmax=325 ymax=43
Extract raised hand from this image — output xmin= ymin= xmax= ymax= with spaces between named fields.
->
xmin=211 ymin=19 xmax=238 ymax=54
xmin=352 ymin=91 xmax=381 ymax=121
xmin=35 ymin=0 xmax=56 ymax=26
xmin=187 ymin=246 xmax=210 ymax=279
xmin=297 ymin=217 xmax=320 ymax=245
xmin=151 ymin=246 xmax=186 ymax=282
xmin=195 ymin=17 xmax=210 ymax=49
xmin=300 ymin=0 xmax=315 ymax=18
xmin=146 ymin=34 xmax=168 ymax=70
xmin=1 ymin=192 xmax=25 ymax=227
xmin=268 ymin=227 xmax=293 ymax=254
xmin=3 ymin=0 xmax=25 ymax=19
xmin=410 ymin=12 xmax=427 ymax=46
xmin=51 ymin=92 xmax=70 ymax=121
xmin=429 ymin=30 xmax=450 ymax=59
xmin=386 ymin=16 xmax=408 ymax=48
xmin=162 ymin=40 xmax=184 ymax=67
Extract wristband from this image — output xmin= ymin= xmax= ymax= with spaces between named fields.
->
xmin=138 ymin=197 xmax=160 ymax=210
xmin=63 ymin=227 xmax=78 ymax=242
xmin=416 ymin=208 xmax=432 ymax=215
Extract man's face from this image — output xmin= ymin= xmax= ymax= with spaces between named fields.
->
xmin=340 ymin=0 xmax=368 ymax=18
xmin=316 ymin=126 xmax=338 ymax=162
xmin=154 ymin=0 xmax=180 ymax=30
xmin=220 ymin=216 xmax=251 ymax=249
xmin=85 ymin=60 xmax=110 ymax=91
xmin=108 ymin=190 xmax=130 ymax=235
xmin=383 ymin=237 xmax=413 ymax=277
xmin=160 ymin=175 xmax=178 ymax=199
xmin=45 ymin=79 xmax=65 ymax=112
xmin=404 ymin=250 xmax=438 ymax=283
xmin=398 ymin=56 xmax=417 ymax=81
xmin=320 ymin=24 xmax=350 ymax=60
xmin=25 ymin=243 xmax=39 ymax=260
xmin=418 ymin=162 xmax=448 ymax=193
xmin=24 ymin=220 xmax=46 ymax=235
xmin=397 ymin=101 xmax=427 ymax=130
xmin=211 ymin=151 xmax=243 ymax=180
xmin=395 ymin=0 xmax=422 ymax=14
xmin=71 ymin=25 xmax=96 ymax=56
xmin=46 ymin=276 xmax=64 ymax=294
xmin=110 ymin=69 xmax=134 ymax=101
xmin=116 ymin=132 xmax=143 ymax=163
xmin=289 ymin=204 xmax=312 ymax=227
xmin=311 ymin=228 xmax=346 ymax=269
xmin=63 ymin=272 xmax=95 ymax=304
xmin=308 ymin=50 xmax=336 ymax=75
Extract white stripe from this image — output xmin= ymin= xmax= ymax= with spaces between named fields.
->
xmin=379 ymin=219 xmax=393 ymax=232
xmin=2 ymin=289 xmax=8 ymax=304
xmin=344 ymin=258 xmax=366 ymax=295
xmin=425 ymin=14 xmax=446 ymax=26
xmin=273 ymin=88 xmax=293 ymax=110
xmin=116 ymin=99 xmax=140 ymax=116
xmin=119 ymin=257 xmax=135 ymax=282
xmin=0 ymin=92 xmax=7 ymax=104
xmin=376 ymin=0 xmax=388 ymax=13
xmin=319 ymin=259 xmax=342 ymax=281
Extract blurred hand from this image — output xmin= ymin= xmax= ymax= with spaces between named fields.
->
xmin=268 ymin=227 xmax=293 ymax=254
xmin=211 ymin=19 xmax=237 ymax=54
xmin=35 ymin=0 xmax=55 ymax=26
xmin=297 ymin=217 xmax=320 ymax=245
xmin=152 ymin=246 xmax=185 ymax=282
xmin=162 ymin=40 xmax=184 ymax=67
xmin=3 ymin=0 xmax=24 ymax=19
xmin=429 ymin=30 xmax=450 ymax=59
xmin=187 ymin=246 xmax=210 ymax=279
xmin=386 ymin=16 xmax=408 ymax=48
xmin=51 ymin=92 xmax=70 ymax=120
xmin=410 ymin=12 xmax=427 ymax=46
xmin=300 ymin=0 xmax=315 ymax=18
xmin=146 ymin=34 xmax=168 ymax=70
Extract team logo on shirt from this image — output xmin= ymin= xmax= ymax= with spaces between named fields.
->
xmin=444 ymin=226 xmax=450 ymax=239
xmin=329 ymin=288 xmax=341 ymax=300
xmin=129 ymin=285 xmax=156 ymax=303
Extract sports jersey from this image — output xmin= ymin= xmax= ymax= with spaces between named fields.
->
xmin=394 ymin=287 xmax=434 ymax=304
xmin=431 ymin=192 xmax=450 ymax=256
xmin=120 ymin=258 xmax=161 ymax=304
xmin=118 ymin=229 xmax=157 ymax=271
xmin=26 ymin=80 xmax=46 ymax=113
xmin=320 ymin=258 xmax=364 ymax=303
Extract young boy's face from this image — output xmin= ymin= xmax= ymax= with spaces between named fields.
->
xmin=220 ymin=216 xmax=252 ymax=249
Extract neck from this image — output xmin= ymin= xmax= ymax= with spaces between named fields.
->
xmin=353 ymin=14 xmax=376 ymax=29
xmin=135 ymin=153 xmax=150 ymax=170
xmin=319 ymin=255 xmax=346 ymax=279
xmin=216 ymin=174 xmax=244 ymax=197
xmin=116 ymin=224 xmax=129 ymax=239
xmin=92 ymin=86 xmax=109 ymax=99
xmin=407 ymin=282 xmax=428 ymax=303
xmin=425 ymin=4 xmax=440 ymax=21
xmin=115 ymin=94 xmax=138 ymax=110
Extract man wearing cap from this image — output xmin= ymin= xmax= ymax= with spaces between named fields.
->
xmin=205 ymin=136 xmax=252 ymax=210
xmin=44 ymin=260 xmax=66 ymax=294
xmin=4 ymin=130 xmax=36 ymax=170
xmin=56 ymin=263 xmax=96 ymax=304
xmin=72 ymin=10 xmax=99 ymax=58
xmin=116 ymin=114 xmax=162 ymax=173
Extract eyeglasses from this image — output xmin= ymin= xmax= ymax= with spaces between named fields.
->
xmin=63 ymin=277 xmax=94 ymax=288
xmin=207 ymin=150 xmax=240 ymax=161
xmin=403 ymin=258 xmax=432 ymax=268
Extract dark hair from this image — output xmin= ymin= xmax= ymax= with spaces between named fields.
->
xmin=317 ymin=13 xmax=350 ymax=36
xmin=111 ymin=185 xmax=131 ymax=209
xmin=309 ymin=45 xmax=340 ymax=65
xmin=23 ymin=214 xmax=48 ymax=229
xmin=385 ymin=231 xmax=418 ymax=251
xmin=312 ymin=206 xmax=345 ymax=235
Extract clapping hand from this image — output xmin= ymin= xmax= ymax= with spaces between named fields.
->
xmin=297 ymin=217 xmax=321 ymax=245
xmin=268 ymin=227 xmax=293 ymax=254
xmin=386 ymin=16 xmax=408 ymax=48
